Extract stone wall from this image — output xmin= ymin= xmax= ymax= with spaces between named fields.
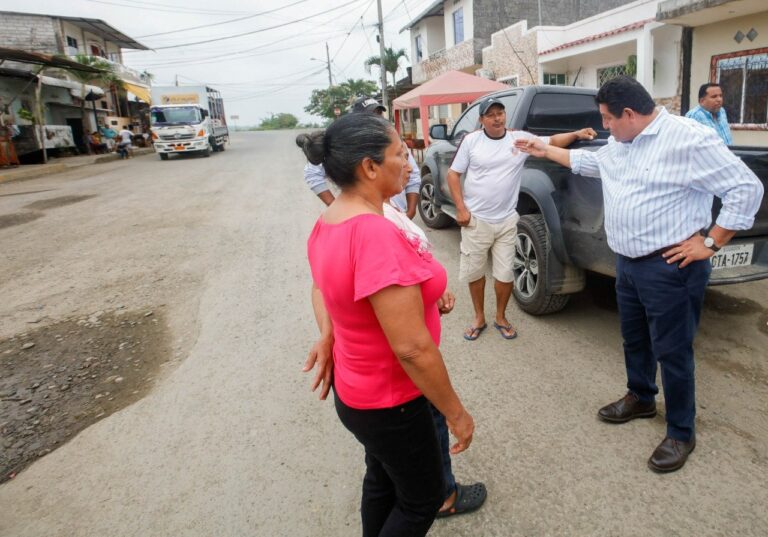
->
xmin=655 ymin=95 xmax=681 ymax=115
xmin=413 ymin=39 xmax=480 ymax=83
xmin=0 ymin=13 xmax=60 ymax=54
xmin=482 ymin=21 xmax=539 ymax=86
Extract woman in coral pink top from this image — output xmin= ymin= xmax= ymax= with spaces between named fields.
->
xmin=299 ymin=114 xmax=474 ymax=537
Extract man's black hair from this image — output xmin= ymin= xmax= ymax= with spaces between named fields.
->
xmin=595 ymin=75 xmax=655 ymax=117
xmin=698 ymin=82 xmax=721 ymax=100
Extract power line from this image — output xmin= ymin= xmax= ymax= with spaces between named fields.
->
xmin=146 ymin=0 xmax=366 ymax=51
xmin=83 ymin=0 xmax=250 ymax=16
xmin=136 ymin=0 xmax=312 ymax=38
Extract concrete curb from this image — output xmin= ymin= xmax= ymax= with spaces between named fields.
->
xmin=0 ymin=148 xmax=156 ymax=184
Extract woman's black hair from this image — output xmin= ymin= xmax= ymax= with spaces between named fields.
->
xmin=295 ymin=114 xmax=393 ymax=188
xmin=596 ymin=75 xmax=655 ymax=118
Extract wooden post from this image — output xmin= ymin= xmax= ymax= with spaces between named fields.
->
xmin=34 ymin=69 xmax=48 ymax=164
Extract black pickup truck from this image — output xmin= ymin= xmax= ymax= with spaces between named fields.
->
xmin=418 ymin=85 xmax=768 ymax=314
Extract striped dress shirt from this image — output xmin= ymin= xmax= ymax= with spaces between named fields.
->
xmin=570 ymin=108 xmax=763 ymax=258
xmin=685 ymin=105 xmax=733 ymax=145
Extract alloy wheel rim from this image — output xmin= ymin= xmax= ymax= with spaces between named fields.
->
xmin=512 ymin=232 xmax=539 ymax=299
xmin=420 ymin=184 xmax=437 ymax=220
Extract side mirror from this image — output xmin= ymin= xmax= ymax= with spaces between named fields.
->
xmin=429 ymin=124 xmax=448 ymax=141
xmin=201 ymin=110 xmax=209 ymax=118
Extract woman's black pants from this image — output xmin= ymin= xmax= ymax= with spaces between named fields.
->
xmin=334 ymin=392 xmax=444 ymax=537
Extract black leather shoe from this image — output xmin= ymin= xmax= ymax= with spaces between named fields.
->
xmin=597 ymin=392 xmax=656 ymax=423
xmin=648 ymin=436 xmax=696 ymax=473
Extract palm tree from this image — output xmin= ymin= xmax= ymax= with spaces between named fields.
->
xmin=364 ymin=47 xmax=409 ymax=107
xmin=55 ymin=54 xmax=122 ymax=135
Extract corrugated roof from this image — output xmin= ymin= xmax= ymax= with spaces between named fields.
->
xmin=0 ymin=47 xmax=105 ymax=72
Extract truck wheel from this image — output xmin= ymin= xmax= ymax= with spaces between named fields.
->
xmin=209 ymin=136 xmax=218 ymax=151
xmin=418 ymin=173 xmax=453 ymax=229
xmin=201 ymin=146 xmax=211 ymax=158
xmin=159 ymin=154 xmax=169 ymax=161
xmin=217 ymin=142 xmax=225 ymax=152
xmin=512 ymin=214 xmax=571 ymax=315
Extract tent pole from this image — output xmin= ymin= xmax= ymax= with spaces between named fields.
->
xmin=420 ymin=104 xmax=430 ymax=147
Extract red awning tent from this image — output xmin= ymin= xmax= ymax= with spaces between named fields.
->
xmin=392 ymin=70 xmax=508 ymax=146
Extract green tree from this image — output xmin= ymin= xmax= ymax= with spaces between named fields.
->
xmin=364 ymin=47 xmax=409 ymax=107
xmin=304 ymin=78 xmax=377 ymax=119
xmin=304 ymin=79 xmax=378 ymax=120
xmin=54 ymin=54 xmax=122 ymax=133
xmin=258 ymin=113 xmax=299 ymax=130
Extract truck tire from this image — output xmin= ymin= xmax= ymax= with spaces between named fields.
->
xmin=217 ymin=142 xmax=225 ymax=152
xmin=418 ymin=173 xmax=454 ymax=229
xmin=512 ymin=214 xmax=571 ymax=315
xmin=159 ymin=153 xmax=169 ymax=161
xmin=201 ymin=146 xmax=210 ymax=158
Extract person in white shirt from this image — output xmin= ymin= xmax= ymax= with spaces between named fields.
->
xmin=117 ymin=127 xmax=133 ymax=159
xmin=517 ymin=76 xmax=763 ymax=473
xmin=447 ymin=97 xmax=596 ymax=341
xmin=301 ymin=96 xmax=421 ymax=218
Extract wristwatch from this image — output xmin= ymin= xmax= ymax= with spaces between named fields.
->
xmin=703 ymin=236 xmax=721 ymax=252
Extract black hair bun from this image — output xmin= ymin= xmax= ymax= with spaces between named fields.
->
xmin=296 ymin=131 xmax=325 ymax=165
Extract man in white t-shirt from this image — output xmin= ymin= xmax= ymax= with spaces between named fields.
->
xmin=117 ymin=127 xmax=133 ymax=159
xmin=448 ymin=96 xmax=596 ymax=341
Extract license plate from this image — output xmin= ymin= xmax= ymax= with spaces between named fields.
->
xmin=174 ymin=145 xmax=185 ymax=150
xmin=710 ymin=243 xmax=753 ymax=270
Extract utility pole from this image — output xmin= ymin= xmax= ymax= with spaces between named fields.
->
xmin=325 ymin=42 xmax=333 ymax=88
xmin=376 ymin=0 xmax=388 ymax=112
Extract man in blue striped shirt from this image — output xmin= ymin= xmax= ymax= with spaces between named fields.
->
xmin=517 ymin=76 xmax=763 ymax=473
xmin=685 ymin=83 xmax=733 ymax=145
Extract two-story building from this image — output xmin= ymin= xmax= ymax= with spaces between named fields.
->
xmin=0 ymin=10 xmax=149 ymax=156
xmin=657 ymin=0 xmax=767 ymax=145
xmin=400 ymin=0 xmax=637 ymax=134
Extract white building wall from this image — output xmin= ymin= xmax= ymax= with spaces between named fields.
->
xmin=444 ymin=0 xmax=474 ymax=46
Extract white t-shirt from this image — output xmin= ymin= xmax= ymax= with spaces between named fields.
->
xmin=450 ymin=129 xmax=548 ymax=224
xmin=118 ymin=129 xmax=133 ymax=144
xmin=383 ymin=202 xmax=429 ymax=252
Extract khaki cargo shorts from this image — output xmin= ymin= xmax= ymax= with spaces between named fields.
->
xmin=459 ymin=213 xmax=519 ymax=283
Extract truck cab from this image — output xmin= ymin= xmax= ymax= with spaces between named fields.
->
xmin=150 ymin=86 xmax=229 ymax=160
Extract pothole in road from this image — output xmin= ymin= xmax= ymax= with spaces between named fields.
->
xmin=0 ymin=307 xmax=172 ymax=483
xmin=0 ymin=212 xmax=43 ymax=230
xmin=23 ymin=194 xmax=96 ymax=211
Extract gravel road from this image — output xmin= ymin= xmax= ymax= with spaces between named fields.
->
xmin=0 ymin=131 xmax=766 ymax=537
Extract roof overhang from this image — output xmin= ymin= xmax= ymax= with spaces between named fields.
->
xmin=57 ymin=15 xmax=149 ymax=50
xmin=0 ymin=47 xmax=105 ymax=72
xmin=400 ymin=0 xmax=444 ymax=33
xmin=657 ymin=0 xmax=766 ymax=26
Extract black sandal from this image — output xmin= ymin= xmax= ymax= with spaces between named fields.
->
xmin=436 ymin=482 xmax=487 ymax=518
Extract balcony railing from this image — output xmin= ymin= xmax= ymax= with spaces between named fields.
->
xmin=67 ymin=55 xmax=150 ymax=86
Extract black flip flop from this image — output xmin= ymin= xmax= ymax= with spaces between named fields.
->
xmin=463 ymin=324 xmax=487 ymax=341
xmin=436 ymin=482 xmax=487 ymax=518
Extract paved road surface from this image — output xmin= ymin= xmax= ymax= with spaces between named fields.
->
xmin=1 ymin=131 xmax=766 ymax=536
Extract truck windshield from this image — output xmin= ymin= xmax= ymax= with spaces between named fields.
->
xmin=150 ymin=106 xmax=201 ymax=126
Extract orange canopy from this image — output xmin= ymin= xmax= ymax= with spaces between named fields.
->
xmin=393 ymin=70 xmax=508 ymax=145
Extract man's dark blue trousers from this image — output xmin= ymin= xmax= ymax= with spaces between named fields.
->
xmin=615 ymin=254 xmax=712 ymax=442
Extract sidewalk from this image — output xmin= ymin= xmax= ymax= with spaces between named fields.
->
xmin=0 ymin=148 xmax=155 ymax=184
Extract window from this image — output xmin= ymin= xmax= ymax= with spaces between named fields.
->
xmin=526 ymin=93 xmax=606 ymax=135
xmin=415 ymin=35 xmax=423 ymax=62
xmin=597 ymin=65 xmax=629 ymax=87
xmin=543 ymin=73 xmax=567 ymax=85
xmin=90 ymin=44 xmax=106 ymax=58
xmin=453 ymin=8 xmax=464 ymax=45
xmin=452 ymin=104 xmax=479 ymax=143
xmin=714 ymin=49 xmax=768 ymax=125
xmin=66 ymin=36 xmax=78 ymax=49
